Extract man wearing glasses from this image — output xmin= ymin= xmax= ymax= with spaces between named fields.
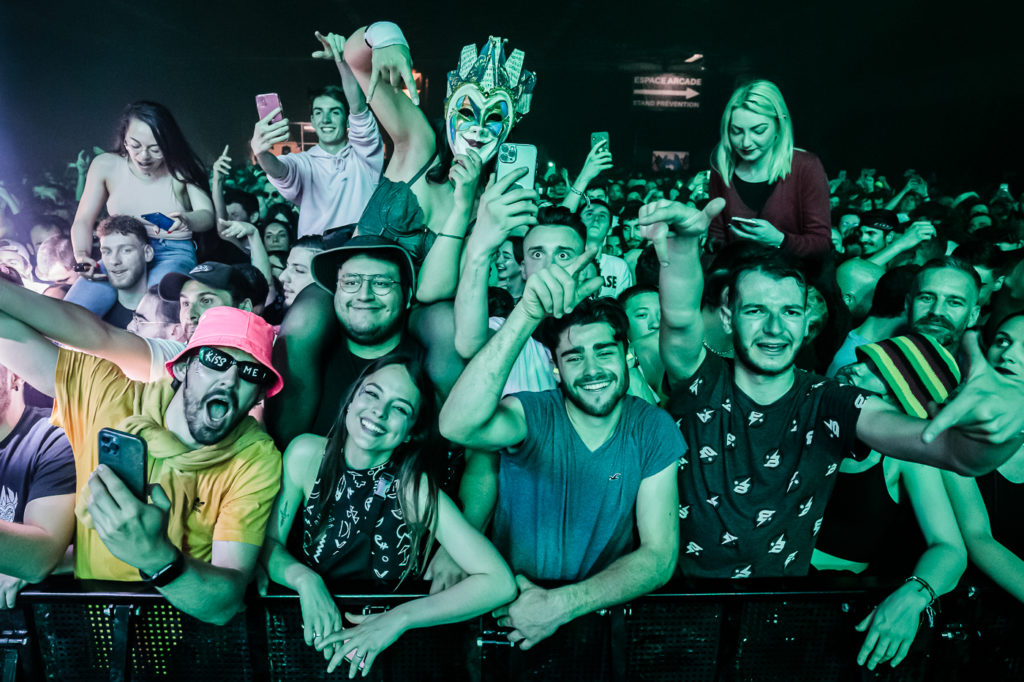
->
xmin=266 ymin=235 xmax=423 ymax=444
xmin=0 ymin=304 xmax=282 ymax=624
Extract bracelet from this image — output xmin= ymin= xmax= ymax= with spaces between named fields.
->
xmin=437 ymin=233 xmax=464 ymax=240
xmin=568 ymin=185 xmax=585 ymax=197
xmin=139 ymin=550 xmax=186 ymax=588
xmin=364 ymin=22 xmax=408 ymax=49
xmin=905 ymin=575 xmax=939 ymax=627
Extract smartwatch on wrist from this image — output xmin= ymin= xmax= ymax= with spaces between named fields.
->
xmin=139 ymin=551 xmax=186 ymax=588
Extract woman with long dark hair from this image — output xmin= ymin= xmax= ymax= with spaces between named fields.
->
xmin=67 ymin=101 xmax=214 ymax=315
xmin=261 ymin=350 xmax=515 ymax=676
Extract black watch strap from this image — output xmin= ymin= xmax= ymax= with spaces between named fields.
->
xmin=139 ymin=551 xmax=186 ymax=588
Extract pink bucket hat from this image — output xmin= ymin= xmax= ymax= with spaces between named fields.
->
xmin=165 ymin=307 xmax=283 ymax=397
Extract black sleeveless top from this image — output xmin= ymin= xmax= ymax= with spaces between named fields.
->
xmin=733 ymin=175 xmax=777 ymax=216
xmin=301 ymin=459 xmax=411 ymax=585
xmin=978 ymin=469 xmax=1024 ymax=559
xmin=357 ymin=152 xmax=437 ymax=266
xmin=814 ymin=459 xmax=900 ymax=565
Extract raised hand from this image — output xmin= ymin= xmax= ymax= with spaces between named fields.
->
xmin=212 ymin=145 xmax=231 ymax=186
xmin=312 ymin=31 xmax=345 ymax=62
xmin=368 ymin=44 xmax=418 ymax=105
xmin=470 ymin=169 xmax=539 ymax=255
xmin=923 ymin=331 xmax=1024 ymax=445
xmin=638 ymin=197 xmax=725 ymax=264
xmin=217 ymin=218 xmax=258 ymax=241
xmin=251 ymin=109 xmax=291 ymax=157
xmin=893 ymin=220 xmax=936 ymax=250
xmin=517 ymin=246 xmax=601 ymax=321
xmin=578 ymin=139 xmax=613 ymax=185
xmin=450 ymin=149 xmax=484 ymax=209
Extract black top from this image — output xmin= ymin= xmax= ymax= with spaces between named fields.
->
xmin=814 ymin=459 xmax=900 ymax=565
xmin=300 ymin=459 xmax=410 ymax=586
xmin=733 ymin=175 xmax=777 ymax=216
xmin=668 ymin=353 xmax=867 ymax=578
xmin=102 ymin=300 xmax=135 ymax=330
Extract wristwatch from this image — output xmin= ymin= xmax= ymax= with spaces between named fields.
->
xmin=139 ymin=551 xmax=186 ymax=588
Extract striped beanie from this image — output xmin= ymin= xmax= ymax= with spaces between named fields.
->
xmin=855 ymin=333 xmax=962 ymax=418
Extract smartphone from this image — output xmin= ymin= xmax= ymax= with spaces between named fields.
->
xmin=255 ymin=93 xmax=284 ymax=123
xmin=590 ymin=131 xmax=610 ymax=149
xmin=496 ymin=143 xmax=537 ymax=191
xmin=72 ymin=262 xmax=91 ymax=273
xmin=732 ymin=217 xmax=760 ymax=225
xmin=97 ymin=428 xmax=147 ymax=500
xmin=141 ymin=212 xmax=175 ymax=231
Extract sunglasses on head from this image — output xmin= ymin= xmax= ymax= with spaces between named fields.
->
xmin=194 ymin=346 xmax=273 ymax=386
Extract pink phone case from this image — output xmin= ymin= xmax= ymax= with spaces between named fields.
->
xmin=256 ymin=93 xmax=283 ymax=123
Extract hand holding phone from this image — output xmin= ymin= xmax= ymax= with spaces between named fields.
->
xmin=141 ymin=212 xmax=175 ymax=231
xmin=255 ymin=93 xmax=284 ymax=124
xmin=496 ymin=143 xmax=538 ymax=191
xmin=590 ymin=131 xmax=610 ymax=150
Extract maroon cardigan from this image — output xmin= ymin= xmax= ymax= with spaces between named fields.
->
xmin=708 ymin=149 xmax=832 ymax=261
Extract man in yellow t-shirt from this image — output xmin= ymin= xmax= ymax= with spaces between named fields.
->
xmin=0 ymin=303 xmax=281 ymax=625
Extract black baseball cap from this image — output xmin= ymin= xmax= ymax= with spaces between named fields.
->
xmin=158 ymin=262 xmax=256 ymax=305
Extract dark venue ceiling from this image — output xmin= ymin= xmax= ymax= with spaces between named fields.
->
xmin=1 ymin=0 xmax=1021 ymax=191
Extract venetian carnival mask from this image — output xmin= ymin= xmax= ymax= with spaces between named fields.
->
xmin=444 ymin=36 xmax=536 ymax=163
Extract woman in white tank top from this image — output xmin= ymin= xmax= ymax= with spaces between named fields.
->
xmin=66 ymin=101 xmax=215 ymax=316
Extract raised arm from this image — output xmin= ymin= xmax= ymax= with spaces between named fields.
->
xmin=210 ymin=145 xmax=231 ymax=221
xmin=856 ymin=394 xmax=1022 ymax=477
xmin=342 ymin=23 xmax=434 ymax=180
xmin=312 ymin=31 xmax=368 ymax=117
xmin=416 ymin=151 xmax=484 ymax=303
xmin=440 ymin=249 xmax=601 ymax=449
xmin=496 ymin=461 xmax=679 ymax=650
xmin=0 ymin=276 xmax=152 ymax=384
xmin=452 ymin=169 xmax=539 ymax=355
xmin=560 ymin=139 xmax=612 ymax=213
xmin=642 ymin=198 xmax=726 ymax=386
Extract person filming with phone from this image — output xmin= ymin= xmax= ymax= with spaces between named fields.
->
xmin=250 ymin=32 xmax=383 ymax=239
xmin=707 ymin=80 xmax=832 ymax=265
xmin=0 ymin=303 xmax=282 ymax=625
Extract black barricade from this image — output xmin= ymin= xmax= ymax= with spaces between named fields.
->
xmin=0 ymin=576 xmax=1020 ymax=681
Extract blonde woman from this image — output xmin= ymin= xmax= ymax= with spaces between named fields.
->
xmin=708 ymin=80 xmax=831 ymax=261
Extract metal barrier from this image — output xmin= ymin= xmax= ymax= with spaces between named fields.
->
xmin=0 ymin=575 xmax=1019 ymax=681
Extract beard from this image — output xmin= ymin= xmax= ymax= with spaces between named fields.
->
xmin=911 ymin=315 xmax=958 ymax=348
xmin=559 ymin=371 xmax=629 ymax=418
xmin=181 ymin=379 xmax=244 ymax=445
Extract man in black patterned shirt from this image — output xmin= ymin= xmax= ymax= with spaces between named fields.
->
xmin=641 ymin=197 xmax=1024 ymax=579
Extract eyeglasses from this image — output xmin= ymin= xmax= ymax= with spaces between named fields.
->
xmin=194 ymin=346 xmax=273 ymax=386
xmin=337 ymin=273 xmax=400 ymax=295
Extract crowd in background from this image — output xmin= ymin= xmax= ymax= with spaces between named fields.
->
xmin=0 ymin=22 xmax=1023 ymax=681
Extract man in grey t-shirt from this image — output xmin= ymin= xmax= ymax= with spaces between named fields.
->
xmin=439 ymin=254 xmax=681 ymax=652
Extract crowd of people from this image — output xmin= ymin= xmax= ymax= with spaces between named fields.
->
xmin=0 ymin=21 xmax=1023 ymax=680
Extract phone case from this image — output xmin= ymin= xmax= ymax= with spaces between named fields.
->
xmin=496 ymin=143 xmax=537 ymax=191
xmin=141 ymin=212 xmax=175 ymax=231
xmin=591 ymin=132 xmax=610 ymax=149
xmin=255 ymin=93 xmax=283 ymax=123
xmin=97 ymin=428 xmax=147 ymax=500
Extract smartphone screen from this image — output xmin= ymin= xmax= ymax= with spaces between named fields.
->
xmin=97 ymin=428 xmax=147 ymax=500
xmin=496 ymin=143 xmax=538 ymax=191
xmin=590 ymin=132 xmax=610 ymax=149
xmin=255 ymin=93 xmax=284 ymax=123
xmin=141 ymin=212 xmax=175 ymax=231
